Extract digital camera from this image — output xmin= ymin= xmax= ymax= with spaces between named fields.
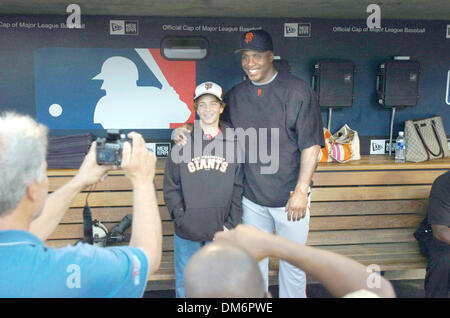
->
xmin=96 ymin=129 xmax=129 ymax=166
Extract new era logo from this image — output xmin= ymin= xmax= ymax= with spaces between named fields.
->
xmin=372 ymin=143 xmax=383 ymax=151
xmin=110 ymin=20 xmax=138 ymax=35
xmin=284 ymin=23 xmax=298 ymax=37
xmin=155 ymin=143 xmax=170 ymax=158
xmin=110 ymin=20 xmax=124 ymax=34
xmin=298 ymin=23 xmax=311 ymax=37
xmin=111 ymin=23 xmax=122 ymax=32
xmin=284 ymin=23 xmax=311 ymax=37
xmin=125 ymin=21 xmax=138 ymax=35
xmin=370 ymin=140 xmax=386 ymax=154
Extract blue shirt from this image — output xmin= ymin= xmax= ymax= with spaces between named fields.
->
xmin=0 ymin=230 xmax=149 ymax=298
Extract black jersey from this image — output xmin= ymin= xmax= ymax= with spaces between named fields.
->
xmin=427 ymin=171 xmax=450 ymax=227
xmin=223 ymin=72 xmax=324 ymax=207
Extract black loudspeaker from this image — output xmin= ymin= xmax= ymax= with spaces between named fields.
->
xmin=312 ymin=60 xmax=355 ymax=108
xmin=376 ymin=60 xmax=420 ymax=108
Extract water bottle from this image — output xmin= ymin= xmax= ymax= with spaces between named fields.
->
xmin=395 ymin=131 xmax=405 ymax=163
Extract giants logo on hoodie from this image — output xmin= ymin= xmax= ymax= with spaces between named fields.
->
xmin=187 ymin=156 xmax=229 ymax=173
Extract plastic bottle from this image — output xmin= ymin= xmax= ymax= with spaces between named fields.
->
xmin=395 ymin=131 xmax=405 ymax=163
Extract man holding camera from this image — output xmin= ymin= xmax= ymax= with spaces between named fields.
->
xmin=0 ymin=112 xmax=161 ymax=297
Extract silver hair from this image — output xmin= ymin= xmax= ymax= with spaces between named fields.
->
xmin=0 ymin=112 xmax=48 ymax=216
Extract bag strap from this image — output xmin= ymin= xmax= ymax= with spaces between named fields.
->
xmin=431 ymin=120 xmax=445 ymax=159
xmin=83 ymin=203 xmax=94 ymax=244
xmin=413 ymin=120 xmax=444 ymax=159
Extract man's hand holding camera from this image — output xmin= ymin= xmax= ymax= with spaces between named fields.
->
xmin=73 ymin=142 xmax=112 ymax=189
xmin=91 ymin=129 xmax=156 ymax=185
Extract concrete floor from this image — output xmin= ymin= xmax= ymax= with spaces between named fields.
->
xmin=144 ymin=279 xmax=426 ymax=298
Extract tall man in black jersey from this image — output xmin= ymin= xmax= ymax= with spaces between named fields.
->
xmin=224 ymin=29 xmax=324 ymax=298
xmin=174 ymin=29 xmax=324 ymax=297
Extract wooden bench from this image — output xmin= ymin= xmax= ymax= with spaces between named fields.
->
xmin=45 ymin=155 xmax=450 ymax=291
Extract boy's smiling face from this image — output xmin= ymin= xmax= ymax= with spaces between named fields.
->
xmin=195 ymin=94 xmax=224 ymax=127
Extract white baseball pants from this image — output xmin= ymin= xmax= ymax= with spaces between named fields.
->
xmin=242 ymin=193 xmax=311 ymax=298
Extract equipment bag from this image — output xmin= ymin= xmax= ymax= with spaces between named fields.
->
xmin=376 ymin=60 xmax=420 ymax=108
xmin=404 ymin=116 xmax=449 ymax=162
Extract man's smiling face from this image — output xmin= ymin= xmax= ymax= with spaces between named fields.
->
xmin=241 ymin=50 xmax=276 ymax=83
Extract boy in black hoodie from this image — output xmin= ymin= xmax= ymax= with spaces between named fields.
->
xmin=163 ymin=82 xmax=243 ymax=298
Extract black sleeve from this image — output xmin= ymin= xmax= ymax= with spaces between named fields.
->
xmin=220 ymin=90 xmax=232 ymax=126
xmin=224 ymin=163 xmax=244 ymax=230
xmin=427 ymin=172 xmax=450 ymax=227
xmin=294 ymin=86 xmax=325 ymax=151
xmin=162 ymin=150 xmax=185 ymax=221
